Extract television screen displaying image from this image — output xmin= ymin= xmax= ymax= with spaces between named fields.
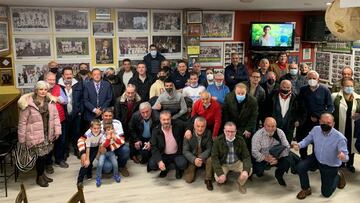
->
xmin=250 ymin=22 xmax=295 ymax=51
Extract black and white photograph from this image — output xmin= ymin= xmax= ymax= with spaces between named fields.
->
xmin=117 ymin=9 xmax=149 ymax=32
xmin=11 ymin=7 xmax=50 ymax=33
xmin=152 ymin=10 xmax=182 ymax=33
xmin=201 ymin=11 xmax=234 ymax=40
xmin=55 ymin=37 xmax=90 ymax=59
xmin=92 ymin=21 xmax=114 ymax=37
xmin=0 ymin=22 xmax=9 ymax=55
xmin=0 ymin=6 xmax=7 ymax=18
xmin=57 ymin=61 xmax=90 ymax=75
xmin=53 ymin=8 xmax=89 ymax=33
xmin=13 ymin=36 xmax=52 ymax=60
xmin=95 ymin=8 xmax=111 ymax=20
xmin=152 ymin=35 xmax=182 ymax=57
xmin=0 ymin=69 xmax=13 ymax=86
xmin=187 ymin=11 xmax=202 ymax=24
xmin=95 ymin=38 xmax=114 ymax=64
xmin=119 ymin=36 xmax=149 ymax=58
xmin=15 ymin=62 xmax=48 ymax=88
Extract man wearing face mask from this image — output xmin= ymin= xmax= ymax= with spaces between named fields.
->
xmin=75 ymin=63 xmax=91 ymax=82
xmin=252 ymin=117 xmax=291 ymax=186
xmin=225 ymin=53 xmax=249 ymax=91
xmin=297 ymin=71 xmax=334 ymax=159
xmin=207 ymin=73 xmax=230 ymax=105
xmin=104 ymin=67 xmax=125 ymax=106
xmin=58 ymin=67 xmax=83 ymax=160
xmin=143 ymin=44 xmax=165 ymax=78
xmin=182 ymin=72 xmax=206 ymax=103
xmin=149 ymin=69 xmax=168 ymax=99
xmin=265 ymin=80 xmax=303 ymax=143
xmin=223 ymin=83 xmax=258 ymax=151
xmin=205 ymin=69 xmax=215 ymax=86
xmin=293 ymin=113 xmax=348 ymax=199
xmin=261 ymin=71 xmax=279 ymax=99
xmin=331 ymin=66 xmax=360 ymax=93
xmin=212 ymin=122 xmax=252 ymax=193
xmin=38 ymin=61 xmax=61 ymax=82
xmin=279 ymin=62 xmax=302 ymax=95
xmin=152 ymin=78 xmax=187 ymax=120
xmin=191 ymin=91 xmax=222 ymax=139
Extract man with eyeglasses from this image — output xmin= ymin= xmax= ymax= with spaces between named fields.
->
xmin=248 ymin=71 xmax=266 ymax=126
xmin=225 ymin=53 xmax=249 ymax=91
xmin=211 ymin=121 xmax=252 ymax=193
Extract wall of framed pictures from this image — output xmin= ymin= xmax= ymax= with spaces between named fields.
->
xmin=0 ymin=5 xmax=13 ymax=89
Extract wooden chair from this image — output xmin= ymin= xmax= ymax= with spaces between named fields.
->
xmin=67 ymin=185 xmax=85 ymax=203
xmin=15 ymin=183 xmax=28 ymax=203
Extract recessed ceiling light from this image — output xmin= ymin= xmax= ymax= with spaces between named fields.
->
xmin=240 ymin=0 xmax=255 ymax=3
xmin=326 ymin=2 xmax=332 ymax=6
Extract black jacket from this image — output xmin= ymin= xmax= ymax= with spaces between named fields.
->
xmin=128 ymin=74 xmax=154 ymax=102
xmin=150 ymin=119 xmax=189 ymax=163
xmin=143 ymin=52 xmax=165 ymax=75
xmin=129 ymin=110 xmax=160 ymax=143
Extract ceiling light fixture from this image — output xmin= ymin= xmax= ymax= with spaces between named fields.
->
xmin=326 ymin=2 xmax=333 ymax=6
xmin=240 ymin=0 xmax=255 ymax=3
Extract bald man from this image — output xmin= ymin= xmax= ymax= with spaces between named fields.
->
xmin=331 ymin=66 xmax=360 ymax=93
xmin=252 ymin=117 xmax=291 ymax=186
xmin=293 ymin=113 xmax=348 ymax=199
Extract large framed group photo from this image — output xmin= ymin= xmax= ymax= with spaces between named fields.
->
xmin=152 ymin=10 xmax=182 ymax=33
xmin=11 ymin=7 xmax=51 ymax=33
xmin=0 ymin=21 xmax=10 ymax=56
xmin=201 ymin=11 xmax=234 ymax=40
xmin=55 ymin=36 xmax=90 ymax=59
xmin=118 ymin=36 xmax=149 ymax=58
xmin=152 ymin=35 xmax=182 ymax=58
xmin=13 ymin=35 xmax=52 ymax=60
xmin=53 ymin=8 xmax=89 ymax=33
xmin=15 ymin=61 xmax=48 ymax=88
xmin=116 ymin=9 xmax=149 ymax=33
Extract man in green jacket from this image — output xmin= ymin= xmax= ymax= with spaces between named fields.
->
xmin=211 ymin=121 xmax=252 ymax=194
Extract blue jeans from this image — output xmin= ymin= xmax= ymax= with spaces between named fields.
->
xmin=114 ymin=143 xmax=130 ymax=168
xmin=96 ymin=151 xmax=118 ymax=179
xmin=297 ymin=154 xmax=340 ymax=198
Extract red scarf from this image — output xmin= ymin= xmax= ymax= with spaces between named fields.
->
xmin=278 ymin=62 xmax=287 ymax=70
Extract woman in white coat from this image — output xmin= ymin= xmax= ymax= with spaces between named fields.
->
xmin=332 ymin=78 xmax=360 ymax=173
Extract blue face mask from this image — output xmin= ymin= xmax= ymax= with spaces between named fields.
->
xmin=344 ymin=86 xmax=354 ymax=94
xmin=290 ymin=69 xmax=298 ymax=76
xmin=236 ymin=95 xmax=246 ymax=103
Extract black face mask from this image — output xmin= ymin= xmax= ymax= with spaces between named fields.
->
xmin=267 ymin=78 xmax=275 ymax=85
xmin=79 ymin=69 xmax=89 ymax=75
xmin=106 ymin=75 xmax=116 ymax=80
xmin=50 ymin=68 xmax=58 ymax=74
xmin=320 ymin=124 xmax=332 ymax=132
xmin=159 ymin=76 xmax=166 ymax=81
xmin=280 ymin=89 xmax=290 ymax=95
xmin=165 ymin=88 xmax=173 ymax=94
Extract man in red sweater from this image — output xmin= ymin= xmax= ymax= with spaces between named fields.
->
xmin=191 ymin=91 xmax=222 ymax=139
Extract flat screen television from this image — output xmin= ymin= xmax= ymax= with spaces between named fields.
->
xmin=250 ymin=22 xmax=295 ymax=51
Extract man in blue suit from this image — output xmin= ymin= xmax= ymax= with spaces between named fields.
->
xmin=83 ymin=68 xmax=113 ymax=128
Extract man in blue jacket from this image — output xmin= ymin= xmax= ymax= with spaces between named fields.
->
xmin=225 ymin=53 xmax=249 ymax=91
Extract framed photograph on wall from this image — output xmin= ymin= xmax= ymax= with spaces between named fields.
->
xmin=92 ymin=21 xmax=114 ymax=37
xmin=302 ymin=48 xmax=312 ymax=60
xmin=53 ymin=8 xmax=89 ymax=33
xmin=187 ymin=24 xmax=202 ymax=36
xmin=152 ymin=10 xmax=182 ymax=33
xmin=57 ymin=60 xmax=90 ymax=75
xmin=118 ymin=36 xmax=149 ymax=58
xmin=95 ymin=38 xmax=114 ymax=64
xmin=0 ymin=57 xmax=12 ymax=68
xmin=55 ymin=36 xmax=90 ymax=59
xmin=201 ymin=11 xmax=234 ymax=40
xmin=199 ymin=42 xmax=223 ymax=66
xmin=116 ymin=9 xmax=149 ymax=33
xmin=11 ymin=7 xmax=51 ymax=33
xmin=0 ymin=69 xmax=13 ymax=86
xmin=152 ymin=35 xmax=182 ymax=58
xmin=95 ymin=8 xmax=111 ymax=20
xmin=0 ymin=22 xmax=10 ymax=56
xmin=0 ymin=6 xmax=8 ymax=19
xmin=14 ymin=61 xmax=48 ymax=88
xmin=13 ymin=35 xmax=53 ymax=60
xmin=187 ymin=11 xmax=202 ymax=24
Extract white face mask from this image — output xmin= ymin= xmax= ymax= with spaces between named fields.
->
xmin=215 ymin=81 xmax=222 ymax=87
xmin=207 ymin=74 xmax=214 ymax=81
xmin=150 ymin=50 xmax=157 ymax=57
xmin=308 ymin=79 xmax=318 ymax=87
xmin=225 ymin=136 xmax=236 ymax=142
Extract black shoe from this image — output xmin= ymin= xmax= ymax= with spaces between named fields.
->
xmin=347 ymin=165 xmax=355 ymax=173
xmin=146 ymin=164 xmax=151 ymax=173
xmin=205 ymin=180 xmax=213 ymax=191
xmin=45 ymin=165 xmax=54 ymax=174
xmin=159 ymin=170 xmax=168 ymax=178
xmin=77 ymin=181 xmax=83 ymax=187
xmin=42 ymin=174 xmax=53 ymax=183
xmin=87 ymin=173 xmax=93 ymax=180
xmin=36 ymin=176 xmax=49 ymax=187
xmin=55 ymin=161 xmax=69 ymax=168
xmin=175 ymin=169 xmax=183 ymax=179
xmin=275 ymin=175 xmax=287 ymax=186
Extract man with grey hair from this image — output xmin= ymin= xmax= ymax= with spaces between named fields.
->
xmin=258 ymin=58 xmax=270 ymax=85
xmin=297 ymin=70 xmax=334 ymax=159
xmin=331 ymin=66 xmax=360 ymax=93
xmin=183 ymin=117 xmax=213 ymax=190
xmin=206 ymin=72 xmax=230 ymax=105
xmin=128 ymin=102 xmax=160 ymax=164
xmin=279 ymin=62 xmax=304 ymax=95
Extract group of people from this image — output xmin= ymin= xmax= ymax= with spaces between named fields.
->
xmin=17 ymin=48 xmax=359 ymax=199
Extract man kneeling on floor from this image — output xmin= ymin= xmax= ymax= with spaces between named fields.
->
xmin=251 ymin=117 xmax=291 ymax=186
xmin=293 ymin=113 xmax=348 ymax=200
xmin=183 ymin=117 xmax=213 ymax=190
xmin=148 ymin=110 xmax=189 ymax=178
xmin=211 ymin=121 xmax=252 ymax=193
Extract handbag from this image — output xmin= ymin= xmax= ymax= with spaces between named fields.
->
xmin=13 ymin=142 xmax=38 ymax=172
xmin=269 ymin=130 xmax=287 ymax=159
